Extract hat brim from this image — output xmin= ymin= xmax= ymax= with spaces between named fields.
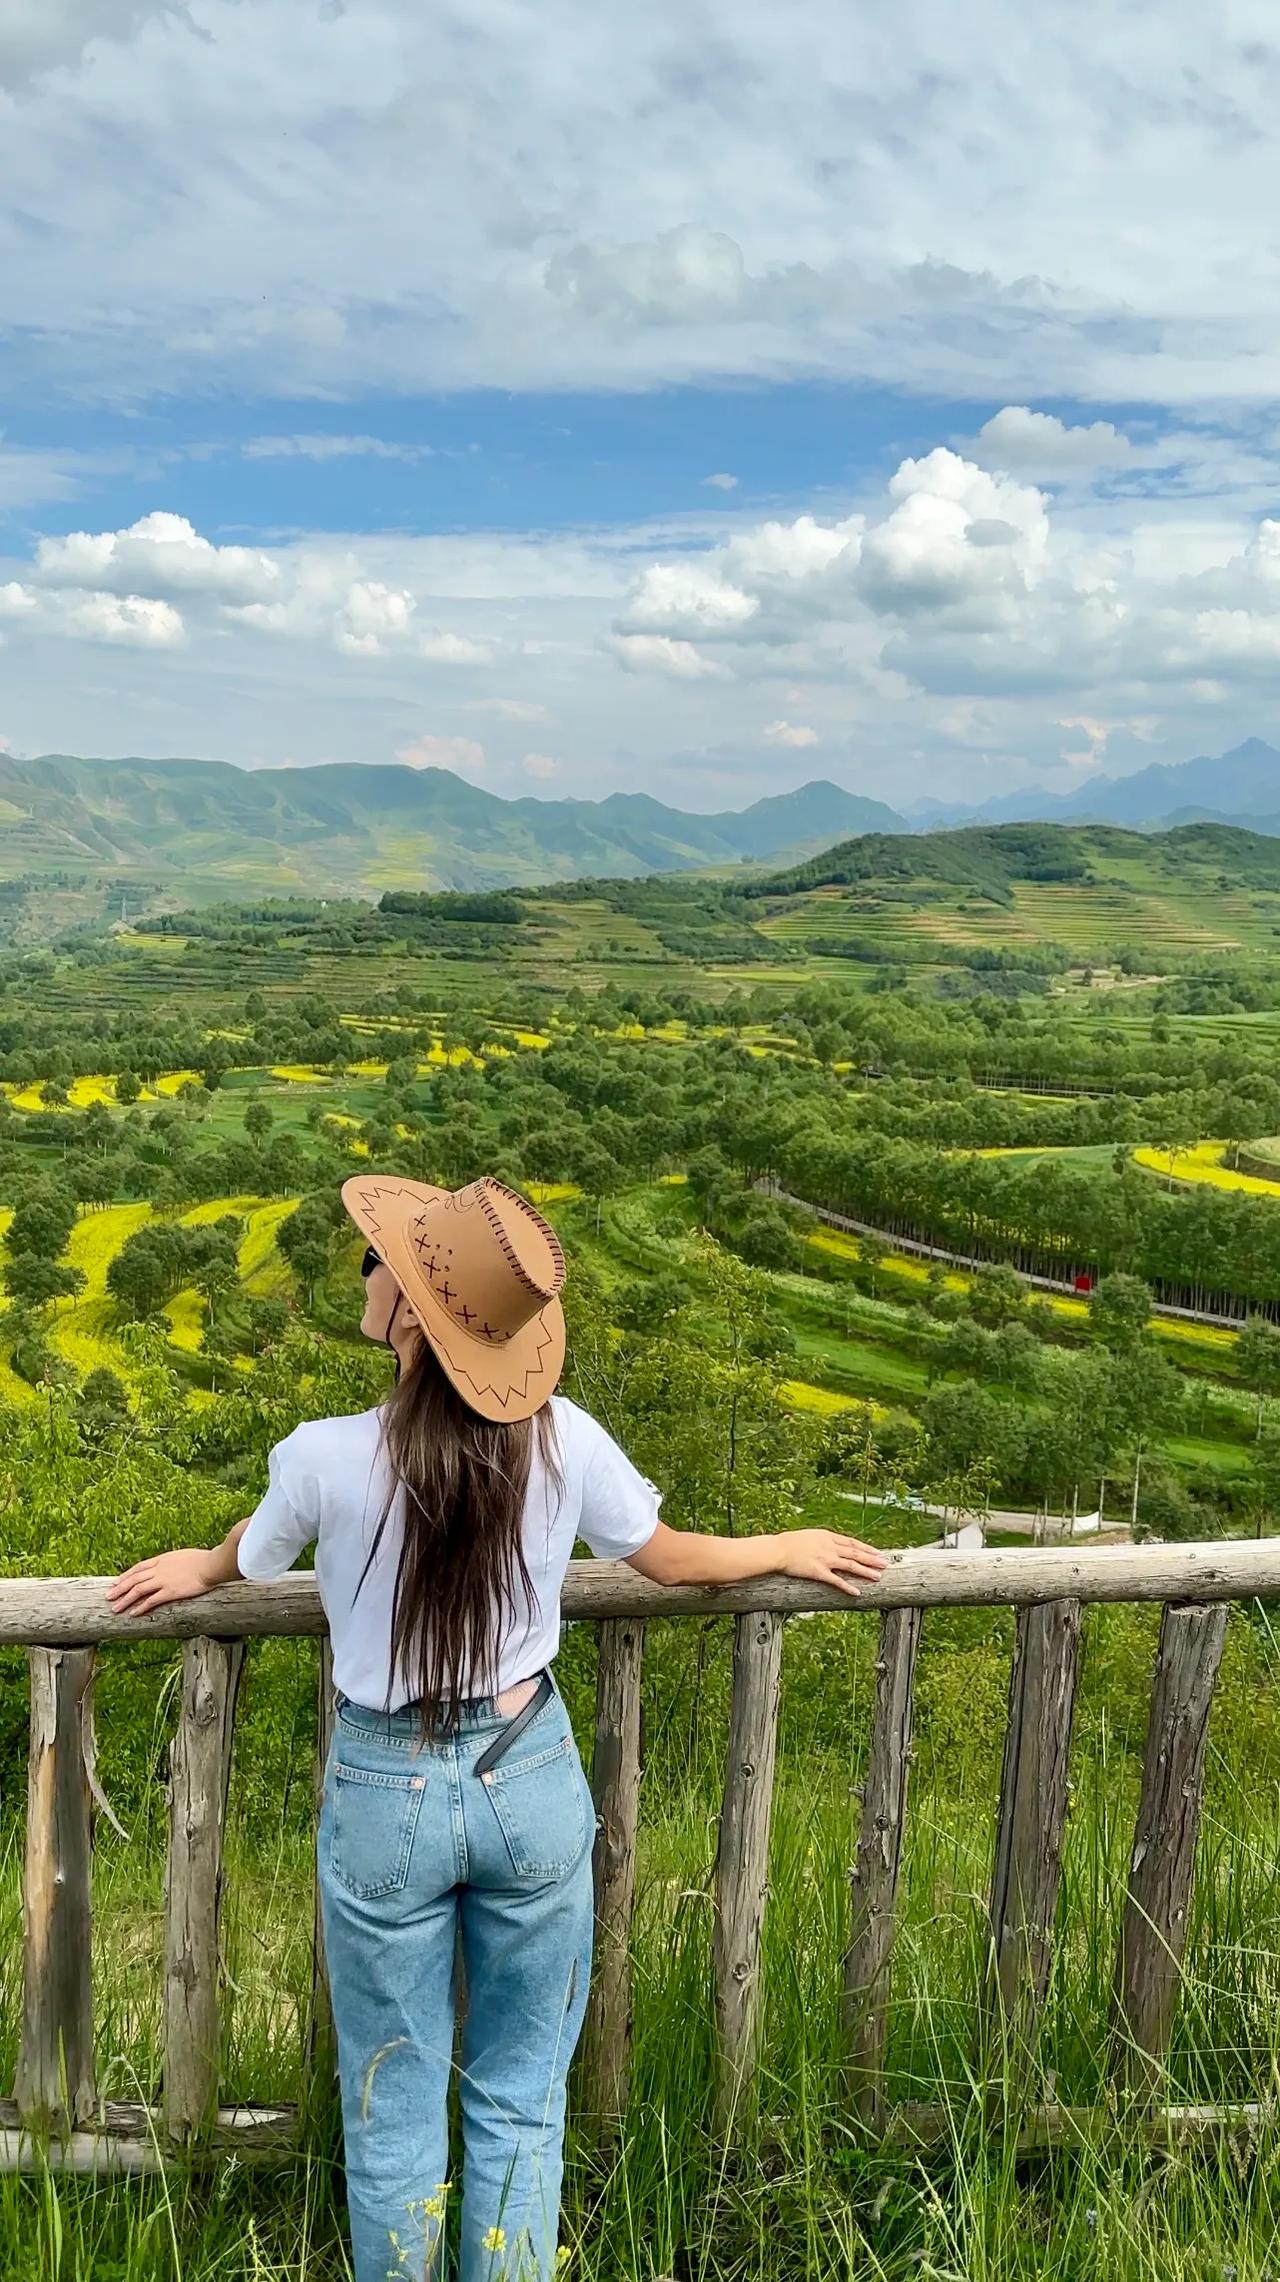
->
xmin=341 ymin=1174 xmax=565 ymax=1423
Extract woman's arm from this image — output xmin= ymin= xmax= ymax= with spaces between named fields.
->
xmin=625 ymin=1519 xmax=887 ymax=1595
xmin=107 ymin=1516 xmax=253 ymax=1617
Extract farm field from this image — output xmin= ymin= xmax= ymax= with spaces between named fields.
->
xmin=0 ymin=1195 xmax=302 ymax=1392
xmin=1134 ymin=1140 xmax=1280 ymax=1197
xmin=753 ymin=874 xmax=1273 ymax=958
xmin=2 ymin=919 xmax=1276 ymax=1495
xmin=6 ymin=843 xmax=1280 ymax=2281
xmin=749 ymin=821 xmax=1280 ymax=965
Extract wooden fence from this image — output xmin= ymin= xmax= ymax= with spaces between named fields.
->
xmin=1 ymin=1540 xmax=1279 ymax=2171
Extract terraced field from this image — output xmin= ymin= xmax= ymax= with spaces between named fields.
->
xmin=754 ymin=823 xmax=1280 ymax=966
xmin=756 ymin=872 xmax=1280 ymax=960
xmin=0 ymin=1195 xmax=303 ymax=1395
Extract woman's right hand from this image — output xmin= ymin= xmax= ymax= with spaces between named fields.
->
xmin=107 ymin=1547 xmax=221 ymax=1616
xmin=778 ymin=1528 xmax=889 ymax=1596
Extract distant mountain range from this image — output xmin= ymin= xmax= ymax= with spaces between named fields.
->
xmin=0 ymin=753 xmax=906 ymax=902
xmin=2 ymin=739 xmax=1277 ymax=933
xmin=911 ymin=737 xmax=1280 ymax=834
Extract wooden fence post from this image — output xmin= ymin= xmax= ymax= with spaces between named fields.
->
xmin=163 ymin=1637 xmax=244 ymax=2144
xmin=580 ymin=1618 xmax=645 ymax=2126
xmin=308 ymin=1637 xmax=337 ymax=2082
xmin=842 ymin=1607 xmax=922 ymax=2134
xmin=979 ymin=1598 xmax=1081 ymax=2094
xmin=16 ymin=1647 xmax=96 ymax=2132
xmin=713 ymin=1610 xmax=784 ymax=2134
xmin=1111 ymin=1601 xmax=1227 ymax=2099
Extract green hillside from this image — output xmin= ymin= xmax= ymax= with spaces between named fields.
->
xmin=745 ymin=820 xmax=1280 ymax=964
xmin=0 ymin=753 xmax=904 ymax=922
xmin=14 ymin=812 xmax=1280 ymax=975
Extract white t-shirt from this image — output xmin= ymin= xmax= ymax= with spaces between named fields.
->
xmin=236 ymin=1395 xmax=661 ymax=1712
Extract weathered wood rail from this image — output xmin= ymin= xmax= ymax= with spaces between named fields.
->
xmin=1 ymin=1539 xmax=1278 ymax=2170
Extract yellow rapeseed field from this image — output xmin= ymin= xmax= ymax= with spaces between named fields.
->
xmin=0 ymin=1208 xmax=27 ymax=1402
xmin=48 ymin=1202 xmax=154 ymax=1377
xmin=164 ymin=1289 xmax=206 ymax=1351
xmin=162 ymin=1198 xmax=296 ymax=1344
xmin=3 ymin=1069 xmax=202 ymax=1111
xmin=803 ymin=1218 xmax=1235 ymax=1358
xmin=1133 ymin=1142 xmax=1280 ymax=1199
xmin=806 ymin=1225 xmax=969 ymax=1293
xmin=778 ymin=1378 xmax=861 ymax=1416
xmin=0 ymin=1195 xmax=303 ymax=1381
xmin=973 ymin=1144 xmax=1056 ymax=1157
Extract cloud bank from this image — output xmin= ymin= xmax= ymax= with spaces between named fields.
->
xmin=6 ymin=409 xmax=1280 ymax=803
xmin=4 ymin=0 xmax=1280 ymax=406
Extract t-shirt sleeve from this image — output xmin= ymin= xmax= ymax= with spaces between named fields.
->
xmin=574 ymin=1411 xmax=662 ymax=1562
xmin=237 ymin=1427 xmax=320 ymax=1580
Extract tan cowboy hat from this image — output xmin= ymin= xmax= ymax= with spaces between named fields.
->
xmin=340 ymin=1174 xmax=566 ymax=1422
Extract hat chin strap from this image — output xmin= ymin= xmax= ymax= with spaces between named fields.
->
xmin=383 ymin=1288 xmax=403 ymax=1384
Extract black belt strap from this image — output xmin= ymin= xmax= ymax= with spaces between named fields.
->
xmin=473 ymin=1671 xmax=554 ymax=1778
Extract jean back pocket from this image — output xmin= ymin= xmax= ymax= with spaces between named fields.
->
xmin=482 ymin=1732 xmax=589 ymax=1880
xmin=329 ymin=1760 xmax=427 ymax=1898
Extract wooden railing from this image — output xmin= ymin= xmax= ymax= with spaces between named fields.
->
xmin=2 ymin=1540 xmax=1279 ymax=2170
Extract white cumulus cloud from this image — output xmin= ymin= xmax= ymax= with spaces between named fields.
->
xmin=31 ymin=519 xmax=503 ymax=665
xmin=10 ymin=423 xmax=1280 ymax=806
xmin=396 ymin=734 xmax=486 ymax=774
xmin=856 ymin=450 xmax=1049 ymax=615
xmin=418 ymin=632 xmax=493 ymax=665
xmin=335 ymin=580 xmax=416 ymax=657
xmin=604 ymin=632 xmax=730 ymax=680
xmin=66 ymin=592 xmax=185 ymax=647
xmin=36 ymin=513 xmax=279 ymax=605
xmin=975 ymin=407 xmax=1134 ymax=474
xmin=764 ymin=720 xmax=819 ymax=748
xmin=0 ymin=578 xmax=185 ymax=646
xmin=619 ymin=561 xmax=760 ymax=636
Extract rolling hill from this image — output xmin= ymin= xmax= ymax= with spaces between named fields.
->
xmin=0 ymin=752 xmax=905 ymax=909
xmin=114 ymin=818 xmax=1280 ymax=981
xmin=745 ymin=819 xmax=1280 ymax=965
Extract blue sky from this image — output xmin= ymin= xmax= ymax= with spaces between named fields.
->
xmin=3 ymin=0 xmax=1280 ymax=812
xmin=6 ymin=383 xmax=975 ymax=542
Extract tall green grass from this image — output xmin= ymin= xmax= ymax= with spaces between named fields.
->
xmin=1 ymin=1747 xmax=1278 ymax=2281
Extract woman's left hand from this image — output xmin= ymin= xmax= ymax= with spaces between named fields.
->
xmin=107 ymin=1548 xmax=221 ymax=1616
xmin=778 ymin=1528 xmax=889 ymax=1595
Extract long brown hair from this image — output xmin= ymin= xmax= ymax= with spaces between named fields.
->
xmin=359 ymin=1337 xmax=562 ymax=1738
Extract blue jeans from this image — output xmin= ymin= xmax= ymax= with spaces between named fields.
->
xmin=317 ymin=1679 xmax=596 ymax=2282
